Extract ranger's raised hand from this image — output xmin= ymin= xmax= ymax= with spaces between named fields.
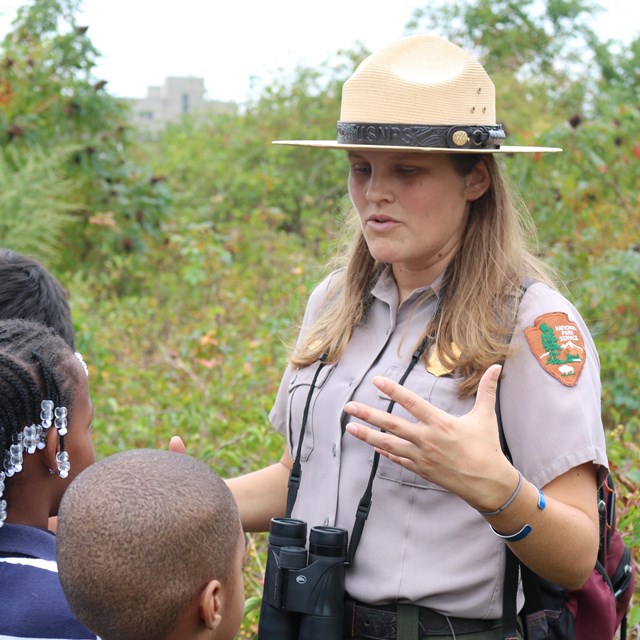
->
xmin=344 ymin=364 xmax=518 ymax=510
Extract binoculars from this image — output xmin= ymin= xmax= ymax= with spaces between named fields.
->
xmin=258 ymin=517 xmax=348 ymax=639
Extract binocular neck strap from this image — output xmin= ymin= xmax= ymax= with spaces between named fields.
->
xmin=347 ymin=337 xmax=430 ymax=566
xmin=286 ymin=353 xmax=328 ymax=518
xmin=285 ymin=285 xmax=445 ymax=562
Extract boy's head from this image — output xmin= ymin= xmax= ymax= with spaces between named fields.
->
xmin=56 ymin=449 xmax=245 ymax=640
xmin=0 ymin=249 xmax=75 ymax=349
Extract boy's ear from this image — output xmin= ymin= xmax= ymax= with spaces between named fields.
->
xmin=200 ymin=580 xmax=222 ymax=631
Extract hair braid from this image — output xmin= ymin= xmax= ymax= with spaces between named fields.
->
xmin=0 ymin=353 xmax=41 ymax=452
xmin=0 ymin=319 xmax=79 ymax=480
xmin=33 ymin=351 xmax=62 ymax=408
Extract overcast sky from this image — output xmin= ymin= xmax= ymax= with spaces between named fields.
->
xmin=1 ymin=0 xmax=638 ymax=103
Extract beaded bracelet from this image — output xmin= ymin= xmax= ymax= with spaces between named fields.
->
xmin=490 ymin=485 xmax=546 ymax=542
xmin=479 ymin=470 xmax=523 ymax=517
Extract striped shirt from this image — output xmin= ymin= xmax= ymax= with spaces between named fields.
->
xmin=0 ymin=523 xmax=97 ymax=640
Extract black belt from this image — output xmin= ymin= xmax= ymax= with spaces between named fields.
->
xmin=344 ymin=598 xmax=502 ymax=638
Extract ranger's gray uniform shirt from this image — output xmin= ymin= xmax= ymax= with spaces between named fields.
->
xmin=270 ymin=267 xmax=608 ymax=619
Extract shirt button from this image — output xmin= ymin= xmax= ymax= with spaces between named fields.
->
xmin=332 ymin=443 xmax=337 ymax=457
xmin=324 ymin=517 xmax=330 ymax=526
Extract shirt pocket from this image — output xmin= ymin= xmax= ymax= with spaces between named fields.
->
xmin=368 ymin=365 xmax=474 ymax=490
xmin=287 ymin=363 xmax=336 ymax=461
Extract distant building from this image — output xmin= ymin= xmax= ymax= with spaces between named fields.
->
xmin=124 ymin=77 xmax=237 ymax=132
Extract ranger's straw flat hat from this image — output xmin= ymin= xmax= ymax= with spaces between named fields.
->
xmin=274 ymin=35 xmax=561 ymax=154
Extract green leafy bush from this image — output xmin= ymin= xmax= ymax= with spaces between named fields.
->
xmin=0 ymin=0 xmax=171 ymax=271
xmin=0 ymin=144 xmax=78 ymax=258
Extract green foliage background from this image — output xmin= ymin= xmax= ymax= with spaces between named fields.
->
xmin=1 ymin=0 xmax=638 ymax=637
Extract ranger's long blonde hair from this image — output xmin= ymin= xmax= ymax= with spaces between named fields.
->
xmin=291 ymin=155 xmax=555 ymax=397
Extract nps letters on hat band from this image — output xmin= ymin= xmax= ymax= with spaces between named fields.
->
xmin=337 ymin=122 xmax=507 ymax=150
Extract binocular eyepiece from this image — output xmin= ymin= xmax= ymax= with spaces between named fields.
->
xmin=257 ymin=517 xmax=348 ymax=639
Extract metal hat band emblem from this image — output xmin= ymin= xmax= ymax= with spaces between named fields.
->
xmin=452 ymin=130 xmax=470 ymax=146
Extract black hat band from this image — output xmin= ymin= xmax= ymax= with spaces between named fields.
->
xmin=336 ymin=122 xmax=506 ymax=149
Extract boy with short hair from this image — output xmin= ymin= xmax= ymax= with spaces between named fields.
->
xmin=56 ymin=449 xmax=246 ymax=640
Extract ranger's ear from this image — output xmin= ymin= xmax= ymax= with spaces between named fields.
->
xmin=464 ymin=159 xmax=490 ymax=201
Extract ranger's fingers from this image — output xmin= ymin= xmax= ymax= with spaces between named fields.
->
xmin=345 ymin=422 xmax=415 ymax=460
xmin=345 ymin=421 xmax=420 ymax=474
xmin=169 ymin=435 xmax=187 ymax=454
xmin=469 ymin=364 xmax=502 ymax=419
xmin=383 ymin=451 xmax=418 ymax=474
xmin=343 ymin=400 xmax=414 ymax=440
xmin=371 ymin=376 xmax=446 ymax=424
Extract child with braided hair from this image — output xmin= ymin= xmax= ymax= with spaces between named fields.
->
xmin=0 ymin=248 xmax=92 ymax=539
xmin=0 ymin=318 xmax=97 ymax=640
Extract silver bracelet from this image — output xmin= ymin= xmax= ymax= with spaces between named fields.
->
xmin=479 ymin=470 xmax=523 ymax=516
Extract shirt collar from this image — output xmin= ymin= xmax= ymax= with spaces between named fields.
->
xmin=371 ymin=265 xmax=446 ymax=306
xmin=0 ymin=523 xmax=57 ymax=561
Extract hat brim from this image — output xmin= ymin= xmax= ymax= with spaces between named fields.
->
xmin=272 ymin=140 xmax=562 ymax=154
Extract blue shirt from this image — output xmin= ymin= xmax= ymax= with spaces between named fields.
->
xmin=0 ymin=523 xmax=97 ymax=640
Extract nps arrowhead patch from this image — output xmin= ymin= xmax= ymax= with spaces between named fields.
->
xmin=525 ymin=312 xmax=586 ymax=386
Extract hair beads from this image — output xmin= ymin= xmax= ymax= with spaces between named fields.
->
xmin=23 ymin=424 xmax=38 ymax=454
xmin=3 ymin=442 xmax=23 ymax=477
xmin=41 ymin=399 xmax=53 ymax=429
xmin=0 ymin=400 xmax=71 ymax=526
xmin=55 ymin=406 xmax=68 ymax=436
xmin=56 ymin=450 xmax=70 ymax=479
